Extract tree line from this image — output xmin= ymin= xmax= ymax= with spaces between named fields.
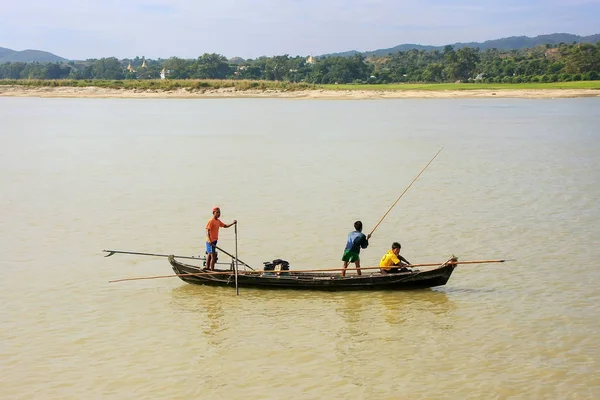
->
xmin=1 ymin=42 xmax=598 ymax=84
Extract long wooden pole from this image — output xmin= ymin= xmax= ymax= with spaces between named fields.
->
xmin=103 ymin=249 xmax=234 ymax=265
xmin=109 ymin=270 xmax=235 ymax=283
xmin=234 ymin=223 xmax=239 ymax=296
xmin=108 ymin=259 xmax=511 ymax=283
xmin=103 ymin=249 xmax=203 ymax=260
xmin=369 ymin=148 xmax=443 ymax=237
xmin=232 ymin=258 xmax=510 ymax=274
xmin=215 ymin=245 xmax=255 ymax=271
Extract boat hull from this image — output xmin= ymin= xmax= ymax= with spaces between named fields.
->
xmin=169 ymin=256 xmax=456 ymax=291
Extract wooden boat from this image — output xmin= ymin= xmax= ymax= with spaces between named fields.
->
xmin=168 ymin=255 xmax=457 ymax=291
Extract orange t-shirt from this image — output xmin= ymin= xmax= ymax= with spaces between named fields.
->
xmin=206 ymin=218 xmax=225 ymax=242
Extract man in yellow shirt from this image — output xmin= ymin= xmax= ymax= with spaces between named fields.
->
xmin=379 ymin=242 xmax=411 ymax=273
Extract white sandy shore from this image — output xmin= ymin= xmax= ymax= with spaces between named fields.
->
xmin=0 ymin=85 xmax=598 ymax=99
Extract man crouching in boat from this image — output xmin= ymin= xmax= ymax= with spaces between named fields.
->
xmin=205 ymin=206 xmax=236 ymax=271
xmin=341 ymin=221 xmax=371 ymax=277
xmin=379 ymin=242 xmax=411 ymax=273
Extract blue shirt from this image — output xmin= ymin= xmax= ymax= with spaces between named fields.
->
xmin=344 ymin=231 xmax=369 ymax=253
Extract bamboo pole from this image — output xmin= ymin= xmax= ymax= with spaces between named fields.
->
xmin=369 ymin=148 xmax=443 ymax=237
xmin=234 ymin=223 xmax=239 ymax=296
xmin=108 ymin=259 xmax=511 ymax=283
xmin=215 ymin=245 xmax=255 ymax=271
xmin=103 ymin=249 xmax=202 ymax=260
xmin=109 ymin=270 xmax=235 ymax=283
xmin=102 ymin=249 xmax=230 ymax=265
xmin=238 ymin=258 xmax=510 ymax=274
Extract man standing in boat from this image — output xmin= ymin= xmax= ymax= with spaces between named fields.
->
xmin=379 ymin=242 xmax=411 ymax=273
xmin=341 ymin=221 xmax=371 ymax=276
xmin=205 ymin=206 xmax=236 ymax=271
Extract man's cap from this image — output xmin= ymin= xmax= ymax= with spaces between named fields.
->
xmin=212 ymin=206 xmax=220 ymax=212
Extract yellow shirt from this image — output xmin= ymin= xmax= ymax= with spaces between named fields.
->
xmin=380 ymin=250 xmax=400 ymax=270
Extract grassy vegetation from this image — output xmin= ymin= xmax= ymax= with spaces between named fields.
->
xmin=0 ymin=79 xmax=318 ymax=91
xmin=322 ymin=81 xmax=600 ymax=91
xmin=1 ymin=79 xmax=599 ymax=92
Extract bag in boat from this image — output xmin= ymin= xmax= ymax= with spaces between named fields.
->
xmin=263 ymin=259 xmax=290 ymax=276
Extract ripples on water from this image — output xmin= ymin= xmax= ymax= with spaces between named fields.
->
xmin=1 ymin=98 xmax=599 ymax=399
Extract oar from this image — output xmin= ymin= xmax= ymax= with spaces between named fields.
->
xmin=215 ymin=245 xmax=255 ymax=271
xmin=369 ymin=148 xmax=443 ymax=237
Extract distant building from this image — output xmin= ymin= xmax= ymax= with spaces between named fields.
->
xmin=160 ymin=68 xmax=166 ymax=80
xmin=544 ymin=48 xmax=559 ymax=60
xmin=127 ymin=63 xmax=135 ymax=73
xmin=141 ymin=58 xmax=147 ymax=68
xmin=306 ymin=55 xmax=315 ymax=65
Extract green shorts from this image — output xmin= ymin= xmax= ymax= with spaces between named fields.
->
xmin=342 ymin=250 xmax=360 ymax=263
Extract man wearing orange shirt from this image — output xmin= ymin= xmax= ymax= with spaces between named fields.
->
xmin=205 ymin=206 xmax=237 ymax=271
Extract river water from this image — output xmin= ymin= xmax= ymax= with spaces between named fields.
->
xmin=1 ymin=97 xmax=599 ymax=399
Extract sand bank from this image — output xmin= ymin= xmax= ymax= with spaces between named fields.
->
xmin=0 ymin=85 xmax=598 ymax=99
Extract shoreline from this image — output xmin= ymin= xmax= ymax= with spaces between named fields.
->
xmin=0 ymin=85 xmax=599 ymax=99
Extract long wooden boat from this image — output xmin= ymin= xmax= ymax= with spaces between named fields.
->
xmin=168 ymin=255 xmax=457 ymax=291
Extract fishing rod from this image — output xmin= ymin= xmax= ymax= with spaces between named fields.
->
xmin=369 ymin=148 xmax=443 ymax=237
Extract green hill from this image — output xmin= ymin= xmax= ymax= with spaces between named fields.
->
xmin=0 ymin=48 xmax=67 ymax=63
xmin=0 ymin=47 xmax=16 ymax=59
xmin=323 ymin=33 xmax=600 ymax=58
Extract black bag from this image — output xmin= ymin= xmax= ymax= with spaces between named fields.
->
xmin=263 ymin=259 xmax=290 ymax=274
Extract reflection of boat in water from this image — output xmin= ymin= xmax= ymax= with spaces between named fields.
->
xmin=331 ymin=289 xmax=455 ymax=383
xmin=375 ymin=289 xmax=455 ymax=324
xmin=375 ymin=289 xmax=453 ymax=313
xmin=170 ymin=285 xmax=231 ymax=346
xmin=168 ymin=255 xmax=457 ymax=291
xmin=336 ymin=289 xmax=454 ymax=327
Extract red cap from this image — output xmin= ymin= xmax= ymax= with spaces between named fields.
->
xmin=212 ymin=206 xmax=220 ymax=213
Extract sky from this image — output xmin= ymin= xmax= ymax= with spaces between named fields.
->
xmin=1 ymin=0 xmax=599 ymax=60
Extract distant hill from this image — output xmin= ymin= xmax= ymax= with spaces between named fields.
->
xmin=0 ymin=47 xmax=15 ymax=59
xmin=322 ymin=33 xmax=600 ymax=58
xmin=3 ymin=32 xmax=600 ymax=64
xmin=0 ymin=47 xmax=67 ymax=63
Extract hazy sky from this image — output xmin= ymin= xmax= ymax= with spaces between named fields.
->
xmin=2 ymin=0 xmax=598 ymax=60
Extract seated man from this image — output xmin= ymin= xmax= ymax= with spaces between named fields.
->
xmin=379 ymin=242 xmax=411 ymax=273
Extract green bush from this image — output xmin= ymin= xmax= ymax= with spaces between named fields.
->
xmin=559 ymin=73 xmax=572 ymax=82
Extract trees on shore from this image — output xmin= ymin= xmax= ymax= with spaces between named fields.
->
xmin=1 ymin=42 xmax=598 ymax=83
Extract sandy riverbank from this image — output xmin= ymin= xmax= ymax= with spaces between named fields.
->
xmin=0 ymin=85 xmax=598 ymax=99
